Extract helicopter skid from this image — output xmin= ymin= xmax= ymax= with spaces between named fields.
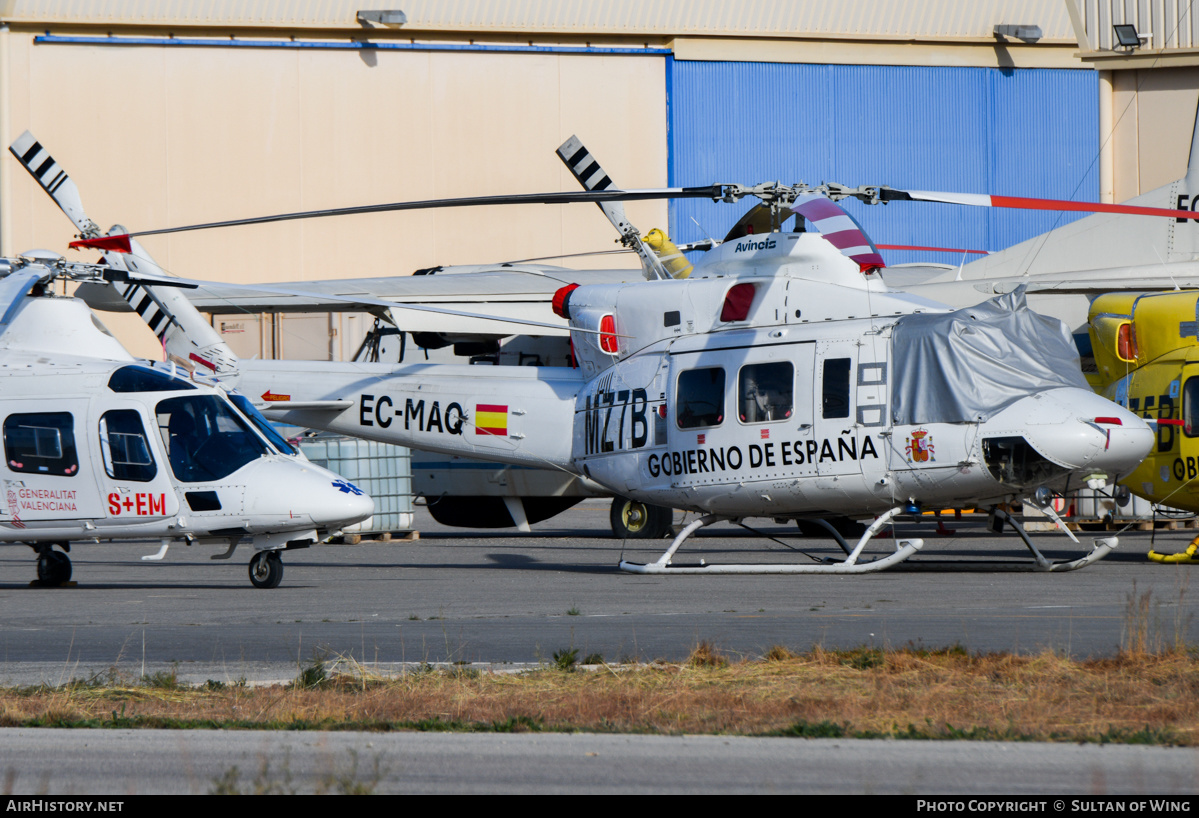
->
xmin=619 ymin=542 xmax=923 ymax=574
xmin=1023 ymin=536 xmax=1118 ymax=572
xmin=619 ymin=507 xmax=924 ymax=574
xmin=618 ymin=505 xmax=1118 ymax=574
xmin=992 ymin=507 xmax=1118 ymax=572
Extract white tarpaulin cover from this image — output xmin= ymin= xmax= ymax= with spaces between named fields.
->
xmin=890 ymin=289 xmax=1089 ymax=425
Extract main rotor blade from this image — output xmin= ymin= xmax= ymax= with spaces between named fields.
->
xmin=162 ymin=275 xmax=620 ymax=337
xmin=69 ymin=186 xmax=728 ymax=252
xmin=880 ymin=187 xmax=1199 ymax=220
xmin=876 ymin=243 xmax=988 ymax=255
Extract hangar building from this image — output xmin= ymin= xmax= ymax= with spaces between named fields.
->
xmin=0 ymin=0 xmax=1191 ymax=359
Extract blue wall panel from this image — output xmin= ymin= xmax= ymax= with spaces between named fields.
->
xmin=667 ymin=61 xmax=1099 ymax=267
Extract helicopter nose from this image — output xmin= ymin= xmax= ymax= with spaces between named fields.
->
xmin=243 ymin=461 xmax=374 ymax=529
xmin=305 ymin=470 xmax=374 ymax=528
xmin=996 ymin=388 xmax=1154 ymax=477
xmin=313 ymin=472 xmax=375 ymax=528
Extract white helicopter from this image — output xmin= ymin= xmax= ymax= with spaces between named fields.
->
xmin=0 ymin=252 xmax=374 ymax=588
xmin=120 ymin=112 xmax=1199 ymax=540
xmin=14 ymin=135 xmax=1163 ymax=574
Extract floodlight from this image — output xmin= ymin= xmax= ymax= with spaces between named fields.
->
xmin=357 ymin=10 xmax=407 ymax=27
xmin=993 ymin=24 xmax=1043 ymax=42
xmin=1113 ymin=24 xmax=1142 ymax=48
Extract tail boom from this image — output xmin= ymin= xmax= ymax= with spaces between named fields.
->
xmin=243 ymin=359 xmax=582 ymax=471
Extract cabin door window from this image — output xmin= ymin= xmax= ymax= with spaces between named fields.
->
xmin=676 ymin=367 xmax=726 ymax=429
xmin=99 ymin=410 xmax=158 ymax=482
xmin=1183 ymin=377 xmax=1199 ymax=438
xmin=822 ymin=358 xmax=852 ymax=419
xmin=3 ymin=412 xmax=78 ymax=476
xmin=738 ymin=362 xmax=793 ymax=424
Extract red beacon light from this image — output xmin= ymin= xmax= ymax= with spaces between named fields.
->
xmin=551 ymin=283 xmax=580 ymax=320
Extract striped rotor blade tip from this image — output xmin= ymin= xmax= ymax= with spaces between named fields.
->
xmin=10 ymin=135 xmax=70 ymax=196
xmin=556 ymin=136 xmax=613 ymax=192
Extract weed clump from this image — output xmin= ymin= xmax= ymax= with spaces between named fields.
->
xmin=762 ymin=645 xmax=796 ymax=662
xmin=293 ymin=658 xmax=329 ymax=690
xmin=140 ymin=669 xmax=180 ymax=690
xmin=686 ymin=641 xmax=728 ymax=668
xmin=551 ymin=648 xmax=579 ymax=672
xmin=838 ymin=647 xmax=884 ymax=670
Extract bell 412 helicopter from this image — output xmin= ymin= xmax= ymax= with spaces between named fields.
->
xmin=17 ymin=132 xmax=1164 ymax=574
xmin=110 ymin=119 xmax=1199 ymax=544
xmin=0 ymin=253 xmax=373 ymax=588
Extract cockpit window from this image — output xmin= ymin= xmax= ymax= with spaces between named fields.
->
xmin=109 ymin=365 xmax=196 ymax=393
xmin=99 ymin=410 xmax=157 ymax=482
xmin=739 ymin=362 xmax=793 ymax=423
xmin=1184 ymin=378 xmax=1199 ymax=437
xmin=677 ymin=367 xmax=725 ymax=429
xmin=230 ymin=393 xmax=297 ymax=455
xmin=156 ymin=395 xmax=269 ymax=482
xmin=3 ymin=412 xmax=78 ymax=476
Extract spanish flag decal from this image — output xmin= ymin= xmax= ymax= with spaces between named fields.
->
xmin=475 ymin=404 xmax=508 ymax=436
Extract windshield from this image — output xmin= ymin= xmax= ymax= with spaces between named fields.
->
xmin=229 ymin=393 xmax=298 ymax=455
xmin=156 ymin=395 xmax=270 ymax=482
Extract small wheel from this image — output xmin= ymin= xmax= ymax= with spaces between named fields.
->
xmin=36 ymin=550 xmax=72 ymax=586
xmin=248 ymin=551 xmax=284 ymax=589
xmin=610 ymin=497 xmax=673 ymax=539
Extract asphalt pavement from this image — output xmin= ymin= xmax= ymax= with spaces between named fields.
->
xmin=2 ymin=501 xmax=1196 ymax=685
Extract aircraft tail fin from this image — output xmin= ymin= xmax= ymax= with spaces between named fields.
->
xmin=8 ymin=132 xmax=240 ymax=378
xmin=1186 ymin=102 xmax=1199 ymax=191
xmin=962 ymin=96 xmax=1199 ymax=281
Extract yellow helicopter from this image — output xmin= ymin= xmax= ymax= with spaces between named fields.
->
xmin=1087 ymin=291 xmax=1199 ymax=562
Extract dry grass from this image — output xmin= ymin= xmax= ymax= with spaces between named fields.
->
xmin=3 ymin=644 xmax=1199 ymax=744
